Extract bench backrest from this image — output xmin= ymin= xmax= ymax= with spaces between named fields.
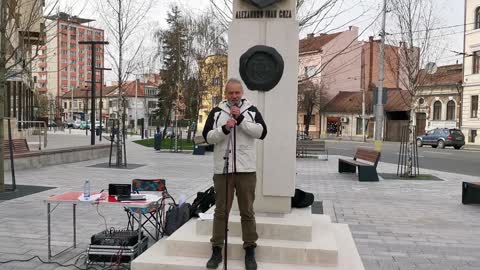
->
xmin=354 ymin=148 xmax=381 ymax=167
xmin=3 ymin=139 xmax=30 ymax=156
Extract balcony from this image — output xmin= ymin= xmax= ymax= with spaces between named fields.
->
xmin=38 ymin=54 xmax=47 ymax=59
xmin=38 ymin=79 xmax=47 ymax=84
xmin=36 ymin=87 xmax=47 ymax=93
xmin=38 ymin=62 xmax=47 ymax=68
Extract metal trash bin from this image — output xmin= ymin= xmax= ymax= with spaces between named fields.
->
xmin=154 ymin=134 xmax=162 ymax=150
xmin=193 ymin=145 xmax=205 ymax=155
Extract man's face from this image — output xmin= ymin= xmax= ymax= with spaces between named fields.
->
xmin=225 ymin=82 xmax=243 ymax=105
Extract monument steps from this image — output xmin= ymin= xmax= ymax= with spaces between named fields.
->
xmin=196 ymin=207 xmax=321 ymax=241
xmin=165 ymin=214 xmax=337 ymax=265
xmin=132 ymin=214 xmax=364 ymax=270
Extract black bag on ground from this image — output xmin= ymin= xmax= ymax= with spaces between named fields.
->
xmin=291 ymin=188 xmax=314 ymax=208
xmin=190 ymin=186 xmax=216 ymax=218
xmin=164 ymin=203 xmax=191 ymax=236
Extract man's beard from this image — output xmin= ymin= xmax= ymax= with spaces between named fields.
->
xmin=227 ymin=100 xmax=239 ymax=107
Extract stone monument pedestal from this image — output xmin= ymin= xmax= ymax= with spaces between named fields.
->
xmin=131 ymin=209 xmax=364 ymax=270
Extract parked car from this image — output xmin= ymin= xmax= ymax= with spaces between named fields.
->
xmin=74 ymin=120 xmax=81 ymax=129
xmin=79 ymin=121 xmax=88 ymax=130
xmin=65 ymin=121 xmax=74 ymax=128
xmin=416 ymin=128 xmax=465 ymax=149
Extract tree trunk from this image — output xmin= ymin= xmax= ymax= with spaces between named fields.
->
xmin=406 ymin=102 xmax=417 ymax=177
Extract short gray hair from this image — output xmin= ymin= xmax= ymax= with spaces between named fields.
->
xmin=225 ymin=78 xmax=243 ymax=91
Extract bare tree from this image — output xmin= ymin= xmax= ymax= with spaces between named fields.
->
xmin=188 ymin=9 xmax=227 ymax=138
xmin=386 ymin=0 xmax=440 ymax=177
xmin=97 ymin=0 xmax=153 ymax=165
xmin=297 ymin=80 xmax=328 ymax=137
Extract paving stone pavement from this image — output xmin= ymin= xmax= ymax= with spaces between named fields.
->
xmin=0 ymin=140 xmax=479 ymax=269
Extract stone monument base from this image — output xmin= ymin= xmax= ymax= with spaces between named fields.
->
xmin=131 ymin=208 xmax=364 ymax=270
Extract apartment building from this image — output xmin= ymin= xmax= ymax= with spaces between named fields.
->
xmin=34 ymin=12 xmax=105 ymax=121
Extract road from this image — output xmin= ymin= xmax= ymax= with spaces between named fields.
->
xmin=325 ymin=140 xmax=480 ymax=177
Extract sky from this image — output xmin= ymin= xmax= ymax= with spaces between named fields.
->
xmin=52 ymin=0 xmax=465 ymax=83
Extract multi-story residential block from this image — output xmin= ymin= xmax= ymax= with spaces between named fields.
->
xmin=463 ymin=0 xmax=480 ymax=145
xmin=35 ymin=12 xmax=105 ymax=122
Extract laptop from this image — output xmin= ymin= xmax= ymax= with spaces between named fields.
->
xmin=108 ymin=183 xmax=146 ymax=201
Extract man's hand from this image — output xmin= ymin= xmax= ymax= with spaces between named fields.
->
xmin=230 ymin=106 xmax=240 ymax=119
xmin=225 ymin=119 xmax=237 ymax=130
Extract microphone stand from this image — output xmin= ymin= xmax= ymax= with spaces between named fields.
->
xmin=222 ymin=126 xmax=234 ymax=270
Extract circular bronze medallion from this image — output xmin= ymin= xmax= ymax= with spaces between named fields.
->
xmin=239 ymin=45 xmax=284 ymax=92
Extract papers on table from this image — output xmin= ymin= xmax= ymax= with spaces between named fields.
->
xmin=78 ymin=193 xmax=103 ymax=201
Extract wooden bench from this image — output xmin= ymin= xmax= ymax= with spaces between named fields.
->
xmin=338 ymin=148 xmax=381 ymax=181
xmin=296 ymin=140 xmax=328 ymax=160
xmin=462 ymin=182 xmax=480 ymax=204
xmin=3 ymin=139 xmax=30 ymax=158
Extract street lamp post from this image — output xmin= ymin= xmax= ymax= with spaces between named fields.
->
xmin=78 ymin=40 xmax=109 ymax=145
xmin=97 ymin=67 xmax=112 ymax=141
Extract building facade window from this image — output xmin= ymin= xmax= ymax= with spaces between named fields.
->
xmin=470 ymin=130 xmax=478 ymax=143
xmin=446 ymin=100 xmax=455 ymax=120
xmin=473 ymin=51 xmax=480 ymax=74
xmin=433 ymin=101 xmax=442 ymax=120
xmin=476 ymin=7 xmax=480 ymax=29
xmin=356 ymin=117 xmax=365 ymax=135
xmin=148 ymin=101 xmax=157 ymax=109
xmin=472 ymin=95 xmax=479 ymax=118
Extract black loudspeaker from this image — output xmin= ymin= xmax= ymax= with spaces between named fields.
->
xmin=108 ymin=184 xmax=131 ymax=196
xmin=462 ymin=182 xmax=480 ymax=204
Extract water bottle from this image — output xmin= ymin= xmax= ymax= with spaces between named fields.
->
xmin=84 ymin=180 xmax=91 ymax=199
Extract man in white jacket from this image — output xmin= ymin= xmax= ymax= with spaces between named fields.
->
xmin=202 ymin=78 xmax=267 ymax=270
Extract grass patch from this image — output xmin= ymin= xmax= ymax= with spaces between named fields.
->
xmin=134 ymin=138 xmax=194 ymax=150
xmin=380 ymin=173 xmax=443 ymax=181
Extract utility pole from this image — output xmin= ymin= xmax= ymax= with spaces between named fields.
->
xmin=362 ymin=87 xmax=366 ymax=142
xmin=79 ymin=40 xmax=109 ymax=145
xmin=374 ymin=0 xmax=387 ymax=142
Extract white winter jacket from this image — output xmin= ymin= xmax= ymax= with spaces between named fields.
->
xmin=202 ymin=99 xmax=267 ymax=174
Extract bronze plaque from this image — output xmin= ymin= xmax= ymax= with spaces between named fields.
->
xmin=239 ymin=45 xmax=284 ymax=92
xmin=243 ymin=0 xmax=283 ymax=9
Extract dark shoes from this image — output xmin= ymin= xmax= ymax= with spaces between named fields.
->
xmin=206 ymin=246 xmax=223 ymax=269
xmin=245 ymin=246 xmax=257 ymax=270
xmin=206 ymin=246 xmax=257 ymax=270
